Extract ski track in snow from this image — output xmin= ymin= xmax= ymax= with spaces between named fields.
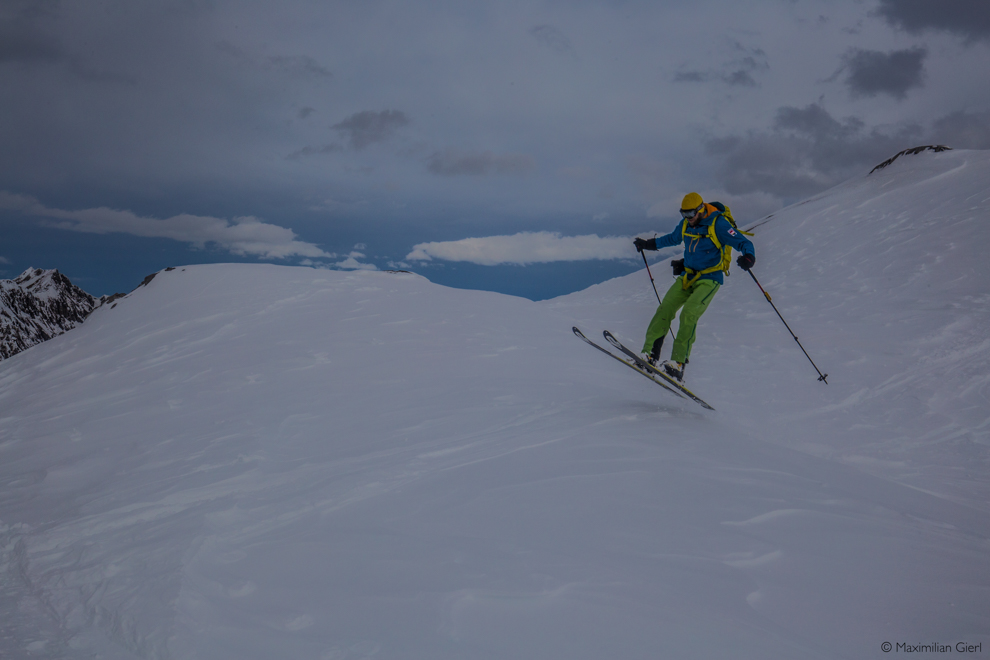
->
xmin=1 ymin=150 xmax=989 ymax=658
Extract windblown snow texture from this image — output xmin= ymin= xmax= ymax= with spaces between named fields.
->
xmin=1 ymin=149 xmax=989 ymax=659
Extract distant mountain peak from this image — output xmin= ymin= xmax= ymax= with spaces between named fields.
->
xmin=0 ymin=268 xmax=100 ymax=361
xmin=869 ymin=144 xmax=952 ymax=174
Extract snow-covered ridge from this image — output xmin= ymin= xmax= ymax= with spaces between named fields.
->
xmin=0 ymin=268 xmax=102 ymax=360
xmin=1 ymin=149 xmax=988 ymax=658
xmin=551 ymin=147 xmax=990 ymax=502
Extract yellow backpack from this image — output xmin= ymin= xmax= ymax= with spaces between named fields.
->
xmin=680 ymin=202 xmax=754 ymax=287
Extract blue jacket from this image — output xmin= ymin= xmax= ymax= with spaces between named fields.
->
xmin=655 ymin=207 xmax=755 ymax=285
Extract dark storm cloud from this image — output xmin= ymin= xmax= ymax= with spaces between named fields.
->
xmin=836 ymin=47 xmax=927 ymax=99
xmin=674 ymin=69 xmax=758 ymax=86
xmin=706 ymin=102 xmax=923 ymax=199
xmin=775 ymin=103 xmax=863 ymax=138
xmin=529 ymin=25 xmax=572 ymax=52
xmin=723 ymin=70 xmax=758 ymax=87
xmin=0 ymin=1 xmax=137 ymax=83
xmin=426 ymin=149 xmax=535 ymax=176
xmin=0 ymin=0 xmax=62 ymax=64
xmin=286 ymin=144 xmax=343 ymax=160
xmin=331 ymin=110 xmax=410 ymax=150
xmin=0 ymin=24 xmax=61 ymax=65
xmin=930 ymin=109 xmax=990 ymax=149
xmin=876 ymin=0 xmax=990 ymax=41
xmin=674 ymin=43 xmax=767 ymax=87
xmin=291 ymin=109 xmax=409 ymax=159
xmin=217 ymin=41 xmax=332 ymax=80
xmin=0 ymin=0 xmax=137 ymax=85
xmin=268 ymin=55 xmax=332 ymax=78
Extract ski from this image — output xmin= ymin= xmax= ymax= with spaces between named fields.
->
xmin=572 ymin=327 xmax=685 ymax=399
xmin=602 ymin=330 xmax=715 ymax=411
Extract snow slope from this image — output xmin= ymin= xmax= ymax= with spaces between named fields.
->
xmin=552 ymin=146 xmax=990 ymax=504
xmin=1 ymin=149 xmax=989 ymax=659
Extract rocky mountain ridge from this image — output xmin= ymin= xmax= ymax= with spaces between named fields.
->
xmin=0 ymin=268 xmax=114 ymax=361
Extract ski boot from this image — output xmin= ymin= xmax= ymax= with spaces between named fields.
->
xmin=642 ymin=337 xmax=664 ymax=368
xmin=661 ymin=360 xmax=686 ymax=383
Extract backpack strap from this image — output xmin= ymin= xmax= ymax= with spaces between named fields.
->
xmin=681 ymin=259 xmax=725 ymax=288
xmin=710 ymin=201 xmax=754 ymax=236
xmin=679 ymin=205 xmax=749 ymax=287
xmin=680 ymin=207 xmax=728 ymax=288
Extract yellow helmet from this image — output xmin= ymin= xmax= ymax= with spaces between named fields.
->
xmin=680 ymin=192 xmax=704 ymax=212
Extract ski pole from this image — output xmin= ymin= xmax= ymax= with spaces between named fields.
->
xmin=640 ymin=247 xmax=674 ymax=348
xmin=747 ymin=270 xmax=829 ymax=384
xmin=640 ymin=249 xmax=662 ymax=305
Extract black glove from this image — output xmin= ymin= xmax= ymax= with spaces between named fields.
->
xmin=634 ymin=237 xmax=657 ymax=252
xmin=671 ymin=258 xmax=685 ymax=276
xmin=736 ymin=254 xmax=755 ymax=271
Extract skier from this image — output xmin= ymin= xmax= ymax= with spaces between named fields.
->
xmin=633 ymin=192 xmax=755 ymax=383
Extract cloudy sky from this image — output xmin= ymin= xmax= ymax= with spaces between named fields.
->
xmin=2 ymin=0 xmax=989 ymax=299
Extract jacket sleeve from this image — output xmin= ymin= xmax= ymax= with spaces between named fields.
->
xmin=653 ymin=219 xmax=686 ymax=250
xmin=714 ymin=217 xmax=754 ymax=257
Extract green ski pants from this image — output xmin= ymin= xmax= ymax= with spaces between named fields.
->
xmin=642 ymin=277 xmax=720 ymax=364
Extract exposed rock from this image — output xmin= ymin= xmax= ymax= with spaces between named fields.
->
xmin=0 ymin=268 xmax=108 ymax=361
xmin=870 ymin=145 xmax=951 ymax=174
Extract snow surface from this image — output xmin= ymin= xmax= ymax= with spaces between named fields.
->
xmin=1 ymin=148 xmax=989 ymax=659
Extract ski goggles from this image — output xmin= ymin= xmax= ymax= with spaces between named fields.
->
xmin=680 ymin=203 xmax=704 ymax=219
